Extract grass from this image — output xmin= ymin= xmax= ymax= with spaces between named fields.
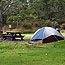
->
xmin=0 ymin=40 xmax=65 ymax=65
xmin=22 ymin=34 xmax=33 ymax=36
xmin=61 ymin=33 xmax=65 ymax=36
xmin=22 ymin=34 xmax=33 ymax=39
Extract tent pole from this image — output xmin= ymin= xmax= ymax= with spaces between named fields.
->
xmin=54 ymin=35 xmax=58 ymax=41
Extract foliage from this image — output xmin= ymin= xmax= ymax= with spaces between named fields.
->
xmin=62 ymin=23 xmax=65 ymax=29
xmin=1 ymin=0 xmax=65 ymax=30
xmin=23 ymin=22 xmax=33 ymax=29
xmin=0 ymin=40 xmax=65 ymax=65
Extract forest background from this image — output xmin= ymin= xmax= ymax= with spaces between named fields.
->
xmin=0 ymin=0 xmax=65 ymax=33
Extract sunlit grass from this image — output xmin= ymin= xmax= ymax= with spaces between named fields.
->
xmin=0 ymin=40 xmax=65 ymax=65
xmin=61 ymin=33 xmax=65 ymax=36
xmin=22 ymin=34 xmax=33 ymax=36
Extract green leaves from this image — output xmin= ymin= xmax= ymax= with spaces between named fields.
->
xmin=1 ymin=0 xmax=65 ymax=29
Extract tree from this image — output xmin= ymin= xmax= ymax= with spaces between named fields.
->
xmin=0 ymin=0 xmax=14 ymax=29
xmin=0 ymin=0 xmax=2 ymax=30
xmin=0 ymin=0 xmax=65 ymax=31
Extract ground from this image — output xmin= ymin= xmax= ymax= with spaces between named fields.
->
xmin=0 ymin=40 xmax=65 ymax=65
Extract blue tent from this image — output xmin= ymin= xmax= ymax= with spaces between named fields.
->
xmin=29 ymin=27 xmax=64 ymax=43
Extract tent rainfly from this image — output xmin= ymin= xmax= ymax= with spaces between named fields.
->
xmin=29 ymin=27 xmax=64 ymax=44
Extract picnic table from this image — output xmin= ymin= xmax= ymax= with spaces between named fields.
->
xmin=3 ymin=31 xmax=24 ymax=40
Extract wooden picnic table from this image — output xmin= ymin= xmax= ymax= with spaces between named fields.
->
xmin=3 ymin=31 xmax=24 ymax=40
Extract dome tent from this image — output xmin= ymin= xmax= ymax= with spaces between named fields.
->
xmin=29 ymin=27 xmax=64 ymax=44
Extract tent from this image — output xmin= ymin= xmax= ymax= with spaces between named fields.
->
xmin=29 ymin=27 xmax=64 ymax=44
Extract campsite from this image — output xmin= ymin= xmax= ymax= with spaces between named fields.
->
xmin=0 ymin=0 xmax=65 ymax=65
xmin=0 ymin=30 xmax=64 ymax=65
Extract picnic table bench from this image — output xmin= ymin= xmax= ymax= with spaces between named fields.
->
xmin=3 ymin=32 xmax=24 ymax=40
xmin=3 ymin=34 xmax=12 ymax=40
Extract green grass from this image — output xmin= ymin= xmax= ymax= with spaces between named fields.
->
xmin=61 ymin=33 xmax=65 ymax=36
xmin=22 ymin=34 xmax=33 ymax=39
xmin=0 ymin=40 xmax=65 ymax=65
xmin=22 ymin=34 xmax=33 ymax=36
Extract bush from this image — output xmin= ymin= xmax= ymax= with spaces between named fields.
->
xmin=43 ymin=20 xmax=60 ymax=28
xmin=62 ymin=23 xmax=65 ymax=29
xmin=23 ymin=23 xmax=33 ymax=29
xmin=61 ymin=30 xmax=65 ymax=33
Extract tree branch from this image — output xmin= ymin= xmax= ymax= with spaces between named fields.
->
xmin=2 ymin=0 xmax=14 ymax=14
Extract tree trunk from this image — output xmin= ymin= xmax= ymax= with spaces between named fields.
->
xmin=0 ymin=0 xmax=3 ymax=39
xmin=0 ymin=0 xmax=2 ymax=30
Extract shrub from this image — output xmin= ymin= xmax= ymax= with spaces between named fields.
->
xmin=23 ymin=23 xmax=33 ymax=29
xmin=62 ymin=23 xmax=65 ymax=29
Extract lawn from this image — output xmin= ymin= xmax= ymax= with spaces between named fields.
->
xmin=61 ymin=33 xmax=65 ymax=36
xmin=22 ymin=34 xmax=33 ymax=39
xmin=0 ymin=40 xmax=65 ymax=65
